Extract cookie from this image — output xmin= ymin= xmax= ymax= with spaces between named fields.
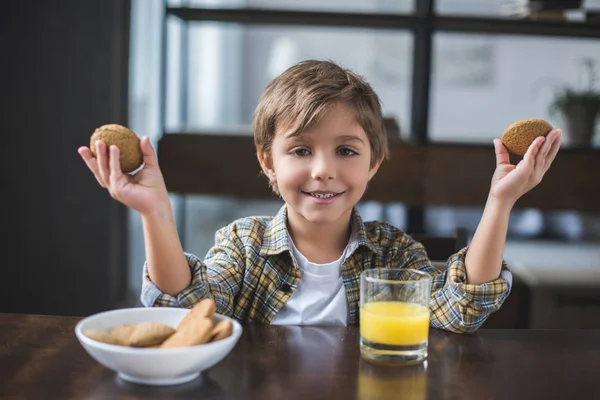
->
xmin=84 ymin=329 xmax=121 ymax=346
xmin=210 ymin=319 xmax=233 ymax=342
xmin=90 ymin=124 xmax=143 ymax=173
xmin=501 ymin=119 xmax=553 ymax=156
xmin=107 ymin=324 xmax=137 ymax=346
xmin=160 ymin=317 xmax=214 ymax=348
xmin=177 ymin=298 xmax=216 ymax=331
xmin=128 ymin=322 xmax=176 ymax=347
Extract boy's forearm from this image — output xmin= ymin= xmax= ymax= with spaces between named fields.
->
xmin=141 ymin=201 xmax=191 ymax=296
xmin=464 ymin=196 xmax=513 ymax=285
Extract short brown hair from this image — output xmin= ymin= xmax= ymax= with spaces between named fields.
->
xmin=253 ymin=60 xmax=388 ymax=193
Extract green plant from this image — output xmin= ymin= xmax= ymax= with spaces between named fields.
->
xmin=547 ymin=58 xmax=600 ymax=115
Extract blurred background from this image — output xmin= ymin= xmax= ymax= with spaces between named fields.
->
xmin=2 ymin=0 xmax=599 ymax=328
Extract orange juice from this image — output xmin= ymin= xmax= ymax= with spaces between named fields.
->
xmin=360 ymin=301 xmax=429 ymax=346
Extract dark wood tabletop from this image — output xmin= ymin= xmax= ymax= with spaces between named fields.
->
xmin=2 ymin=313 xmax=599 ymax=400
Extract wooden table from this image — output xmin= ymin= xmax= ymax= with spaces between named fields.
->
xmin=2 ymin=313 xmax=599 ymax=399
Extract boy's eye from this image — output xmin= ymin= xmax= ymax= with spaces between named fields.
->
xmin=338 ymin=147 xmax=357 ymax=157
xmin=293 ymin=148 xmax=311 ymax=157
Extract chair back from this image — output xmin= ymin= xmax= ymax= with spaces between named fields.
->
xmin=411 ymin=227 xmax=469 ymax=261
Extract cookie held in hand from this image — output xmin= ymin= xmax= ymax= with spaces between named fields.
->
xmin=501 ymin=119 xmax=553 ymax=156
xmin=90 ymin=124 xmax=143 ymax=173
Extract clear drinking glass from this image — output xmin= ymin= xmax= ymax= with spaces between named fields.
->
xmin=360 ymin=269 xmax=431 ymax=365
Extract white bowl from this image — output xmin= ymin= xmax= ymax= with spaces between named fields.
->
xmin=74 ymin=307 xmax=242 ymax=386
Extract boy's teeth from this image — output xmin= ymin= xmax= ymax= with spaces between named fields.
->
xmin=310 ymin=193 xmax=336 ymax=198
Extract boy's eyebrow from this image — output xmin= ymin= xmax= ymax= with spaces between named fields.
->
xmin=281 ymin=132 xmax=366 ymax=145
xmin=282 ymin=130 xmax=302 ymax=140
xmin=338 ymin=135 xmax=366 ymax=145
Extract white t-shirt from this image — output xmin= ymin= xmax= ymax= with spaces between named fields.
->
xmin=271 ymin=237 xmax=349 ymax=326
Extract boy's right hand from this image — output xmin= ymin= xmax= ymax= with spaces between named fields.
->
xmin=78 ymin=136 xmax=170 ymax=215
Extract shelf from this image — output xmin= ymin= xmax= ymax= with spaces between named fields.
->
xmin=166 ymin=7 xmax=600 ymax=38
xmin=166 ymin=7 xmax=417 ymax=29
xmin=435 ymin=15 xmax=600 ymax=38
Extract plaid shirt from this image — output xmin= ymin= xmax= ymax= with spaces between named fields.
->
xmin=142 ymin=205 xmax=511 ymax=334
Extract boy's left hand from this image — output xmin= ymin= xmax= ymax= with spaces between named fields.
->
xmin=489 ymin=129 xmax=562 ymax=206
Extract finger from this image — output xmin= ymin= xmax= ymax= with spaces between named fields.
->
xmin=518 ymin=136 xmax=544 ymax=175
xmin=78 ymin=147 xmax=106 ymax=188
xmin=108 ymin=145 xmax=125 ymax=190
xmin=493 ymin=139 xmax=510 ymax=167
xmin=141 ymin=136 xmax=158 ymax=168
xmin=543 ymin=129 xmax=562 ymax=172
xmin=523 ymin=136 xmax=545 ymax=166
xmin=95 ymin=140 xmax=110 ymax=187
xmin=535 ymin=132 xmax=554 ymax=171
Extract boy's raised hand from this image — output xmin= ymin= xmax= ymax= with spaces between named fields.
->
xmin=489 ymin=129 xmax=562 ymax=206
xmin=78 ymin=136 xmax=170 ymax=215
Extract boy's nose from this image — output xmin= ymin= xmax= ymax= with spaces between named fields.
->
xmin=311 ymin=155 xmax=336 ymax=181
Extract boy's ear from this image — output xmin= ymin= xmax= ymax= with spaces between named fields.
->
xmin=257 ymin=149 xmax=275 ymax=180
xmin=368 ymin=156 xmax=385 ymax=181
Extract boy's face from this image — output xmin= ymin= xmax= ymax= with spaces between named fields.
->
xmin=260 ymin=103 xmax=382 ymax=228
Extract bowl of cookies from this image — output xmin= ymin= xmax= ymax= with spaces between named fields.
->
xmin=74 ymin=299 xmax=242 ymax=386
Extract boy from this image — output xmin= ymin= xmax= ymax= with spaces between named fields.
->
xmin=78 ymin=60 xmax=561 ymax=333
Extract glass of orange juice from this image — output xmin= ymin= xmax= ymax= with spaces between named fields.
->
xmin=360 ymin=268 xmax=431 ymax=365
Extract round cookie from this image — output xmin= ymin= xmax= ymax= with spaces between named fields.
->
xmin=501 ymin=119 xmax=553 ymax=156
xmin=90 ymin=124 xmax=143 ymax=173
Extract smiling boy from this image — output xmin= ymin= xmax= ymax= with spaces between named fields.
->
xmin=79 ymin=60 xmax=561 ymax=333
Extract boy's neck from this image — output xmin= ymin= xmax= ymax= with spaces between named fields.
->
xmin=285 ymin=207 xmax=352 ymax=264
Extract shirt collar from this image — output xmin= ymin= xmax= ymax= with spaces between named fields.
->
xmin=260 ymin=205 xmax=291 ymax=256
xmin=347 ymin=207 xmax=382 ymax=257
xmin=260 ymin=205 xmax=382 ymax=257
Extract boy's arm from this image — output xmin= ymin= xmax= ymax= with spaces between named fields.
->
xmin=465 ymin=129 xmax=562 ymax=285
xmin=142 ymin=199 xmax=191 ymax=295
xmin=463 ymin=196 xmax=512 ymax=285
xmin=141 ymin=219 xmax=245 ymax=318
